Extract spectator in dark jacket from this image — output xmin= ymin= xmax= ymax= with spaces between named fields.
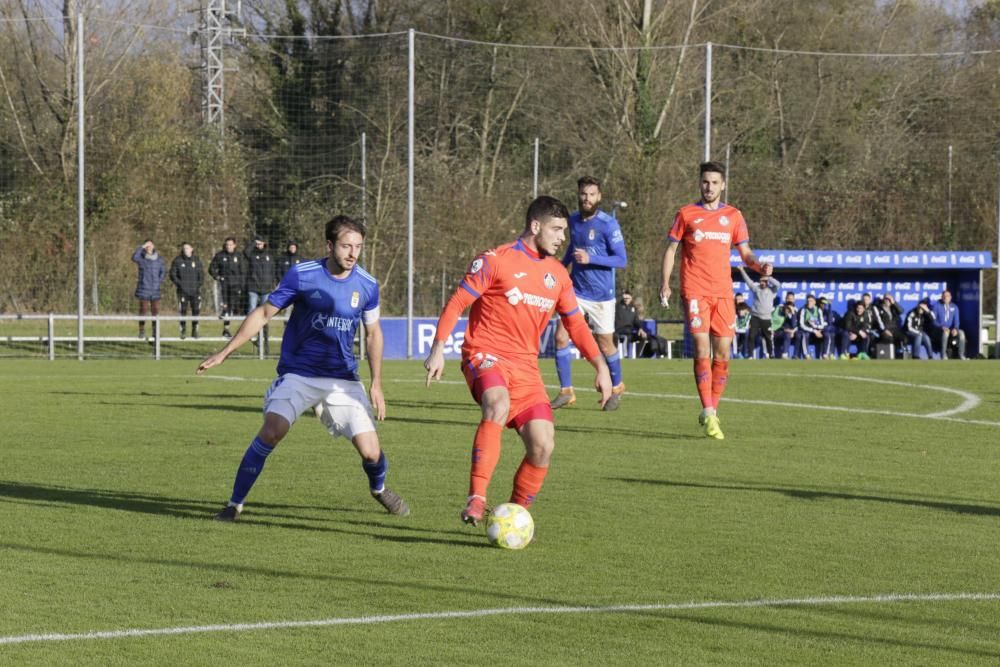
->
xmin=840 ymin=301 xmax=873 ymax=359
xmin=278 ymin=241 xmax=302 ymax=281
xmin=209 ymin=237 xmax=246 ymax=338
xmin=906 ymin=301 xmax=935 ymax=359
xmin=133 ymin=239 xmax=166 ymax=338
xmin=874 ymin=294 xmax=904 ymax=351
xmin=614 ymin=292 xmax=668 ymax=358
xmin=244 ymin=236 xmax=276 ymax=312
xmin=169 ymin=242 xmax=204 ymax=339
xmin=817 ymin=296 xmax=840 ymax=358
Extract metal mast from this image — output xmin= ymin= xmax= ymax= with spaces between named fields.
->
xmin=201 ymin=1 xmax=242 ymax=133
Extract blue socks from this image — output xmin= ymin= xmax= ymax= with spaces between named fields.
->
xmin=555 ymin=347 xmax=573 ymax=389
xmin=606 ymin=351 xmax=623 ymax=386
xmin=362 ymin=451 xmax=388 ymax=494
xmin=230 ymin=437 xmax=274 ymax=505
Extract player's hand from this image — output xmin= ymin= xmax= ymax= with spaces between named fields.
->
xmin=423 ymin=347 xmax=445 ymax=387
xmin=196 ymin=351 xmax=227 ymax=375
xmin=594 ymin=366 xmax=613 ymax=408
xmin=369 ymin=384 xmax=386 ymax=421
xmin=572 ymin=248 xmax=591 ymax=264
xmin=659 ymin=285 xmax=671 ymax=308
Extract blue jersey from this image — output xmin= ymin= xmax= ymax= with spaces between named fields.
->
xmin=561 ymin=209 xmax=627 ymax=301
xmin=268 ymin=259 xmax=379 ymax=381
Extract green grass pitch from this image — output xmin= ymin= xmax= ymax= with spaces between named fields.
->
xmin=1 ymin=358 xmax=998 ymax=664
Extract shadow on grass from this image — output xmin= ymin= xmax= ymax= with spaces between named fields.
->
xmin=0 ymin=540 xmax=572 ymax=606
xmin=609 ymin=477 xmax=1000 ymax=517
xmin=0 ymin=481 xmax=482 ymax=549
xmin=641 ymin=609 xmax=1000 ymax=661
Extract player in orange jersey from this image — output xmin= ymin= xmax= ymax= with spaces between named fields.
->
xmin=424 ymin=196 xmax=613 ymax=526
xmin=660 ymin=161 xmax=772 ymax=441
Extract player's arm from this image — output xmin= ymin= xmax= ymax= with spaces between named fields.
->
xmin=736 ymin=242 xmax=772 ymax=277
xmin=560 ymin=241 xmax=574 ymax=268
xmin=580 ymin=222 xmax=627 ymax=269
xmin=660 ymin=240 xmax=679 ymax=307
xmin=561 ymin=309 xmax=612 ymax=406
xmin=424 ymin=285 xmax=477 ymax=386
xmin=364 ymin=317 xmax=386 ymax=421
xmin=197 ymin=302 xmax=280 ymax=374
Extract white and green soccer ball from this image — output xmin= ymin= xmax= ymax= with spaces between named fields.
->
xmin=485 ymin=502 xmax=534 ymax=550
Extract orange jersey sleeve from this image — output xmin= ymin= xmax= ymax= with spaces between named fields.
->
xmin=669 ymin=203 xmax=749 ymax=298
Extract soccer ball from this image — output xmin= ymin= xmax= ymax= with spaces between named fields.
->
xmin=485 ymin=503 xmax=534 ymax=550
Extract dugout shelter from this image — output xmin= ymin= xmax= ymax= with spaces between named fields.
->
xmin=730 ymin=249 xmax=993 ymax=356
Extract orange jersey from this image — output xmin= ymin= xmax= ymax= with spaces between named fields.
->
xmin=451 ymin=239 xmax=581 ymax=363
xmin=668 ymin=203 xmax=749 ymax=298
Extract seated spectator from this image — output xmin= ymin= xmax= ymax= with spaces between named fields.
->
xmin=614 ymin=292 xmax=668 ymax=358
xmin=874 ymin=293 xmax=904 ymax=354
xmin=817 ymin=296 xmax=840 ymax=358
xmin=840 ymin=301 xmax=874 ymax=359
xmin=774 ymin=302 xmax=798 ymax=359
xmin=734 ymin=302 xmax=751 ymax=358
xmin=930 ymin=289 xmax=967 ymax=360
xmin=796 ymin=294 xmax=828 ymax=359
xmin=905 ymin=301 xmax=935 ymax=359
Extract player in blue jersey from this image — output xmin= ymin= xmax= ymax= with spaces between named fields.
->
xmin=197 ymin=215 xmax=409 ymax=521
xmin=550 ymin=176 xmax=628 ymax=411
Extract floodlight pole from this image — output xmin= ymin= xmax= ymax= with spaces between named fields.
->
xmin=406 ymin=29 xmax=415 ymax=358
xmin=76 ymin=4 xmax=85 ymax=360
xmin=704 ymin=42 xmax=712 ymax=162
xmin=532 ymin=137 xmax=539 ymax=198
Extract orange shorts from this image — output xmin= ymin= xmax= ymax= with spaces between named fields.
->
xmin=462 ymin=352 xmax=552 ymax=429
xmin=683 ymin=296 xmax=736 ymax=337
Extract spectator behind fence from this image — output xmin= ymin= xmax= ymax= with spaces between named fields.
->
xmin=169 ymin=242 xmax=204 ymax=339
xmin=738 ymin=265 xmax=780 ymax=359
xmin=796 ymin=294 xmax=829 ymax=359
xmin=209 ymin=237 xmax=246 ymax=338
xmin=132 ymin=239 xmax=166 ymax=339
xmin=245 ymin=236 xmax=276 ymax=312
xmin=874 ymin=293 xmax=904 ymax=352
xmin=840 ymin=301 xmax=873 ymax=359
xmin=930 ymin=289 xmax=967 ymax=360
xmin=734 ymin=302 xmax=751 ymax=358
xmin=905 ymin=300 xmax=935 ymax=359
xmin=278 ymin=240 xmax=302 ymax=280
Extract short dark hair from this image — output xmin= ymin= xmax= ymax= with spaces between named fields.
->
xmin=700 ymin=161 xmax=726 ymax=179
xmin=224 ymin=236 xmax=236 ymax=244
xmin=326 ymin=215 xmax=366 ymax=243
xmin=525 ymin=196 xmax=570 ymax=230
xmin=577 ymin=175 xmax=601 ymax=191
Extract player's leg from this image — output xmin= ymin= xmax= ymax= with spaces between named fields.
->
xmin=550 ymin=318 xmax=576 ymax=409
xmin=349 ymin=431 xmax=409 ymax=516
xmin=508 ymin=370 xmax=555 ymax=508
xmin=705 ymin=298 xmax=734 ymax=440
xmin=686 ymin=297 xmax=715 ymax=422
xmin=460 ymin=356 xmax=511 ymax=525
xmin=216 ymin=375 xmax=318 ymax=521
xmin=583 ymin=298 xmax=625 ymax=411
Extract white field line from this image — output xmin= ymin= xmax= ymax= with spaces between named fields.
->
xmin=395 ymin=376 xmax=1000 ymax=428
xmin=1 ymin=592 xmax=996 ymax=646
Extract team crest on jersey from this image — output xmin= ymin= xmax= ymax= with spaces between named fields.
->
xmin=691 ymin=316 xmax=703 ymax=328
xmin=470 ymin=258 xmax=484 ymax=274
xmin=588 ymin=229 xmax=596 ymax=241
xmin=351 ymin=291 xmax=360 ymax=308
xmin=543 ymin=273 xmax=556 ymax=289
xmin=719 ymin=215 xmax=730 ymax=226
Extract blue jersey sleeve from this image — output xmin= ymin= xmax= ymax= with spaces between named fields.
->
xmin=586 ymin=219 xmax=627 ymax=269
xmin=268 ymin=264 xmax=301 ymax=310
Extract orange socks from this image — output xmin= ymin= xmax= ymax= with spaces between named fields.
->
xmin=510 ymin=459 xmax=549 ymax=508
xmin=711 ymin=359 xmax=729 ymax=408
xmin=694 ymin=358 xmax=713 ymax=409
xmin=469 ymin=420 xmax=503 ymax=498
